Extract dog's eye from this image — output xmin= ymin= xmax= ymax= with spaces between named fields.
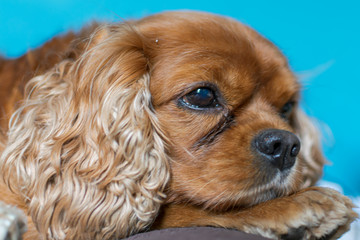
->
xmin=280 ymin=101 xmax=295 ymax=119
xmin=180 ymin=87 xmax=218 ymax=109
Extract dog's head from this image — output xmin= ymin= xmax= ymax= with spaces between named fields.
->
xmin=1 ymin=11 xmax=325 ymax=239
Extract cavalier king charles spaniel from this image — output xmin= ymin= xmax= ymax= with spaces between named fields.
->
xmin=0 ymin=11 xmax=357 ymax=240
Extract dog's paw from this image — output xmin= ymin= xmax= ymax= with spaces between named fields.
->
xmin=276 ymin=187 xmax=358 ymax=240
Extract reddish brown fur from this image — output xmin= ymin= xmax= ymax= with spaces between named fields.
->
xmin=0 ymin=11 xmax=357 ymax=240
xmin=140 ymin=13 xmax=303 ymax=209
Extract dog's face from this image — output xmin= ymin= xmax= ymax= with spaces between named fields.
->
xmin=138 ymin=12 xmax=324 ymax=209
xmin=1 ymin=11 xmax=326 ymax=239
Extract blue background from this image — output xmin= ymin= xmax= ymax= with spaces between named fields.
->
xmin=0 ymin=0 xmax=359 ymax=196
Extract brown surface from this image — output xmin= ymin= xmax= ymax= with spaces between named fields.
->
xmin=124 ymin=227 xmax=270 ymax=240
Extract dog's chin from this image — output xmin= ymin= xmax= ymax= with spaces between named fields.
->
xmin=231 ymin=161 xmax=301 ymax=209
xmin=183 ymin=162 xmax=299 ymax=212
xmin=248 ymin=162 xmax=300 ymax=206
xmin=253 ymin=171 xmax=295 ymax=203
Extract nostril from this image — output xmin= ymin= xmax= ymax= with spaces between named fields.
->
xmin=272 ymin=141 xmax=282 ymax=155
xmin=255 ymin=136 xmax=283 ymax=156
xmin=290 ymin=143 xmax=300 ymax=157
xmin=257 ymin=137 xmax=282 ymax=156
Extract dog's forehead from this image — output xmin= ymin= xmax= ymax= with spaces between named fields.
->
xmin=138 ymin=12 xmax=299 ymax=107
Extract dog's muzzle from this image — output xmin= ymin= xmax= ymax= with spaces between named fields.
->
xmin=252 ymin=129 xmax=301 ymax=171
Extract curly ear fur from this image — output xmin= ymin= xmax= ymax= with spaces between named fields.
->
xmin=1 ymin=24 xmax=169 ymax=239
xmin=294 ymin=109 xmax=326 ymax=188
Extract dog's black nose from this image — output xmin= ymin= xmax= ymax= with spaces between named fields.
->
xmin=252 ymin=129 xmax=301 ymax=171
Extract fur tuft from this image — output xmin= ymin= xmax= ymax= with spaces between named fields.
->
xmin=293 ymin=109 xmax=326 ymax=187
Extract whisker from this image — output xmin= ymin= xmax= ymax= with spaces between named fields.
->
xmin=186 ymin=178 xmax=217 ymax=204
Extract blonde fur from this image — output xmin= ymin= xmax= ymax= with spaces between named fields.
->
xmin=1 ymin=24 xmax=169 ymax=239
xmin=294 ymin=110 xmax=326 ymax=188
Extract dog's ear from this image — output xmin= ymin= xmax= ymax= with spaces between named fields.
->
xmin=1 ymin=24 xmax=169 ymax=239
xmin=293 ymin=109 xmax=326 ymax=187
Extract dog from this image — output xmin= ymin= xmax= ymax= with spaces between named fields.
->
xmin=0 ymin=11 xmax=357 ymax=240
